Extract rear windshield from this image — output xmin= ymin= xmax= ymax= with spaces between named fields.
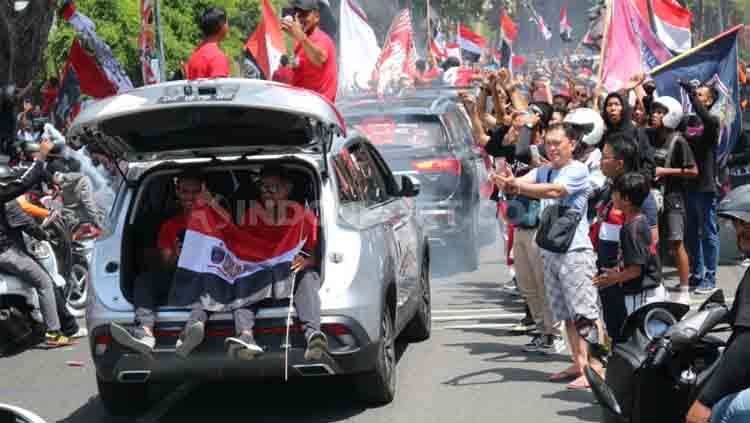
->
xmin=98 ymin=106 xmax=313 ymax=152
xmin=346 ymin=115 xmax=446 ymax=150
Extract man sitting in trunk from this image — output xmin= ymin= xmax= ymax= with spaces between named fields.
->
xmin=170 ymin=166 xmax=328 ymax=361
xmin=109 ymin=169 xmax=209 ymax=355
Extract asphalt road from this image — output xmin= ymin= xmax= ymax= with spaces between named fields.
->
xmin=1 ymin=227 xmax=747 ymax=423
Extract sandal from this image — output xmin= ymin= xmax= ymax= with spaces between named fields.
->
xmin=566 ymin=375 xmax=591 ymax=390
xmin=549 ymin=367 xmax=582 ymax=382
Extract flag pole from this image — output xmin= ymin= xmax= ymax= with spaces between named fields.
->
xmin=155 ymin=0 xmax=167 ymax=82
xmin=648 ymin=24 xmax=744 ymax=76
xmin=596 ymin=0 xmax=612 ymax=84
xmin=427 ymin=0 xmax=431 ymax=50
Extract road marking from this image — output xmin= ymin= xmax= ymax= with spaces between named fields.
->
xmin=137 ymin=381 xmax=199 ymax=423
xmin=433 ymin=308 xmax=521 ymax=314
xmin=433 ymin=313 xmax=525 ymax=322
xmin=438 ymin=323 xmax=516 ymax=330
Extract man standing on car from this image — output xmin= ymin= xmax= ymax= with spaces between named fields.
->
xmin=185 ymin=7 xmax=231 ymax=80
xmin=281 ymin=0 xmax=338 ymax=102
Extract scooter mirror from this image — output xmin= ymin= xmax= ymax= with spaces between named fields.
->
xmin=584 ymin=366 xmax=625 ymax=422
xmin=699 ymin=289 xmax=726 ymax=312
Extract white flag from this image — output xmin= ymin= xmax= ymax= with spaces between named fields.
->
xmin=338 ymin=0 xmax=381 ymax=95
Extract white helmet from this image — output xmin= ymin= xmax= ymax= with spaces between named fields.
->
xmin=563 ymin=108 xmax=605 ymax=146
xmin=652 ymin=96 xmax=684 ymax=129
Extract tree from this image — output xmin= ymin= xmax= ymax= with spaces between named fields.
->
xmin=0 ymin=1 xmax=56 ymax=93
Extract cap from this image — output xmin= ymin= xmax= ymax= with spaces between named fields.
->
xmin=291 ymin=0 xmax=319 ymax=11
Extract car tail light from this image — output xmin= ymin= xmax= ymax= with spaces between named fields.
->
xmin=322 ymin=323 xmax=351 ymax=336
xmin=412 ymin=158 xmax=461 ymax=175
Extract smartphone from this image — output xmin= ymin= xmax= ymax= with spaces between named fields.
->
xmin=494 ymin=157 xmax=508 ymax=173
xmin=281 ymin=7 xmax=295 ymax=18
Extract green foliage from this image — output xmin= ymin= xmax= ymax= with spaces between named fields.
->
xmin=45 ymin=0 xmax=287 ymax=86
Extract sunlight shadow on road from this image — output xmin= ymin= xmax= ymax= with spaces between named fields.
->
xmin=441 ymin=366 xmax=553 ymax=387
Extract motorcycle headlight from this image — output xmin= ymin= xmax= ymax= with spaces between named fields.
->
xmin=644 ymin=308 xmax=678 ymax=341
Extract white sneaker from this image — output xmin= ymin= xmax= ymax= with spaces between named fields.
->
xmin=538 ymin=335 xmax=567 ymax=355
xmin=69 ymin=327 xmax=88 ymax=339
xmin=671 ymin=290 xmax=691 ymax=306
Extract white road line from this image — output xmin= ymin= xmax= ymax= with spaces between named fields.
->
xmin=432 ymin=313 xmax=525 ymax=322
xmin=439 ymin=323 xmax=516 ymax=330
xmin=433 ymin=308 xmax=521 ymax=314
xmin=137 ymin=381 xmax=199 ymax=423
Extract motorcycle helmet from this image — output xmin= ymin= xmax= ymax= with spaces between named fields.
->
xmin=22 ymin=141 xmax=40 ymax=154
xmin=717 ymin=185 xmax=750 ymax=223
xmin=563 ymin=107 xmax=605 ymax=146
xmin=652 ymin=96 xmax=684 ymax=129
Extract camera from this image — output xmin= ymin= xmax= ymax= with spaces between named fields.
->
xmin=281 ymin=7 xmax=295 ymax=18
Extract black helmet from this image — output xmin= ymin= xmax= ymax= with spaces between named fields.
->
xmin=718 ymin=185 xmax=750 ymax=223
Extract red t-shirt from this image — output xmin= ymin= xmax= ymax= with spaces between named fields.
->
xmin=292 ymin=28 xmax=338 ymax=102
xmin=241 ymin=204 xmax=319 ymax=253
xmin=158 ymin=214 xmax=188 ymax=251
xmin=41 ymin=86 xmax=58 ymax=115
xmin=185 ymin=41 xmax=230 ymax=80
xmin=272 ymin=66 xmax=294 ymax=84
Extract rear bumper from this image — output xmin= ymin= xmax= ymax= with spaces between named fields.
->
xmin=91 ymin=315 xmax=379 ymax=383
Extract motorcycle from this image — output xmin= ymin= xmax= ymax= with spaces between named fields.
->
xmin=0 ymin=232 xmax=71 ymax=355
xmin=584 ymin=290 xmax=731 ymax=423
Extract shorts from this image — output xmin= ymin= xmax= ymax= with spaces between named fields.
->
xmin=542 ymin=250 xmax=599 ymax=322
xmin=623 ymin=285 xmax=667 ymax=315
xmin=663 ymin=193 xmax=686 ymax=241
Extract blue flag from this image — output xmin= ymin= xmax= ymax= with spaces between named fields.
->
xmin=652 ymin=26 xmax=742 ymax=166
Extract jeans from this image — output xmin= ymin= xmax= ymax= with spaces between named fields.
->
xmin=186 ymin=269 xmax=322 ymax=339
xmin=685 ymin=192 xmax=720 ymax=287
xmin=0 ymin=246 xmax=61 ymax=332
xmin=133 ymin=271 xmax=174 ymax=330
xmin=711 ymin=388 xmax=750 ymax=423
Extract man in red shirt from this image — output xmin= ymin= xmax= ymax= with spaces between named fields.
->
xmin=271 ymin=55 xmax=294 ymax=84
xmin=185 ymin=7 xmax=231 ymax=80
xmin=281 ymin=0 xmax=338 ymax=102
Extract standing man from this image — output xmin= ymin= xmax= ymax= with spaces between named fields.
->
xmin=281 ymin=0 xmax=338 ymax=102
xmin=185 ymin=7 xmax=231 ymax=80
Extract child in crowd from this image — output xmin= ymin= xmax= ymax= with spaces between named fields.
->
xmin=593 ymin=172 xmax=666 ymax=315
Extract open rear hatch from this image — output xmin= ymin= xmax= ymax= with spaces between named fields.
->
xmin=66 ymin=79 xmax=346 ymax=165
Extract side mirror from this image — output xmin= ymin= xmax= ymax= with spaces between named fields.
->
xmin=400 ymin=175 xmax=420 ymax=198
xmin=584 ymin=366 xmax=625 ymax=422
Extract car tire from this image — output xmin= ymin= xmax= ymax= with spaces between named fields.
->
xmin=96 ymin=375 xmax=152 ymax=416
xmin=403 ymin=258 xmax=431 ymax=342
xmin=354 ymin=304 xmax=396 ymax=405
xmin=461 ymin=215 xmax=480 ymax=271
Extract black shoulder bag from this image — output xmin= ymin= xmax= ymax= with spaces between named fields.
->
xmin=535 ymin=168 xmax=583 ymax=253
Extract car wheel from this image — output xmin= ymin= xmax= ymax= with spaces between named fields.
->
xmin=66 ymin=262 xmax=89 ymax=311
xmin=96 ymin=375 xmax=152 ymax=416
xmin=354 ymin=304 xmax=396 ymax=405
xmin=461 ymin=215 xmax=480 ymax=271
xmin=403 ymin=258 xmax=431 ymax=341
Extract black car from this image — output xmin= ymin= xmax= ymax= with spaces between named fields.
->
xmin=339 ymin=92 xmax=492 ymax=270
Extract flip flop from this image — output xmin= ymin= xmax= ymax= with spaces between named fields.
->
xmin=566 ymin=375 xmax=591 ymax=390
xmin=549 ymin=368 xmax=582 ymax=382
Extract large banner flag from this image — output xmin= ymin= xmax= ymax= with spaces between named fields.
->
xmin=560 ymin=2 xmax=573 ymax=42
xmin=172 ymin=204 xmax=316 ymax=312
xmin=458 ymin=24 xmax=486 ymax=63
xmin=428 ymin=4 xmax=447 ymax=62
xmin=600 ymin=0 xmax=672 ymax=91
xmin=372 ymin=9 xmax=417 ymax=96
xmin=61 ymin=1 xmax=134 ymax=95
xmin=244 ymin=0 xmax=286 ymax=80
xmin=338 ymin=0 xmax=381 ymax=95
xmin=651 ymin=26 xmax=743 ymax=166
xmin=499 ymin=12 xmax=518 ymax=70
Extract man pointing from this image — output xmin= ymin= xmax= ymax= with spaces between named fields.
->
xmin=281 ymin=0 xmax=338 ymax=102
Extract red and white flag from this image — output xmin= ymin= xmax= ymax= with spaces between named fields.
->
xmin=338 ymin=0 xmax=381 ymax=94
xmin=633 ymin=0 xmax=692 ymax=53
xmin=445 ymin=42 xmax=461 ymax=62
xmin=458 ymin=24 xmax=486 ymax=62
xmin=139 ymin=0 xmax=160 ymax=85
xmin=173 ymin=204 xmax=317 ymax=312
xmin=60 ymin=1 xmax=133 ymax=95
xmin=560 ymin=2 xmax=573 ymax=42
xmin=537 ymin=15 xmax=553 ymax=41
xmin=499 ymin=12 xmax=517 ymax=70
xmin=244 ymin=0 xmax=286 ymax=80
xmin=372 ymin=9 xmax=417 ymax=95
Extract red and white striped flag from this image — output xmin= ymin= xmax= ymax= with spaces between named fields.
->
xmin=372 ymin=9 xmax=417 ymax=95
xmin=560 ymin=2 xmax=573 ymax=42
xmin=244 ymin=0 xmax=286 ymax=79
xmin=458 ymin=24 xmax=486 ymax=62
xmin=633 ymin=0 xmax=692 ymax=53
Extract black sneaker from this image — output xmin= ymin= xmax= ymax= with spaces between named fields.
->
xmin=110 ymin=323 xmax=155 ymax=356
xmin=226 ymin=333 xmax=264 ymax=360
xmin=175 ymin=321 xmax=205 ymax=358
xmin=522 ymin=334 xmax=544 ymax=353
xmin=304 ymin=331 xmax=329 ymax=361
